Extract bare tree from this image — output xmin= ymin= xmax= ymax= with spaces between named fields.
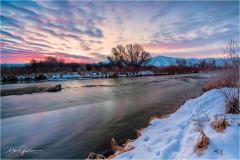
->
xmin=30 ymin=59 xmax=38 ymax=67
xmin=208 ymin=59 xmax=216 ymax=68
xmin=176 ymin=59 xmax=187 ymax=66
xmin=198 ymin=59 xmax=207 ymax=68
xmin=44 ymin=56 xmax=58 ymax=63
xmin=188 ymin=61 xmax=193 ymax=67
xmin=107 ymin=44 xmax=151 ymax=67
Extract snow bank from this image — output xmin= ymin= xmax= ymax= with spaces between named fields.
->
xmin=114 ymin=88 xmax=239 ymax=159
xmin=2 ymin=71 xmax=156 ymax=81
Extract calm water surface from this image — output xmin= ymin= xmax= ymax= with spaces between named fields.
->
xmin=1 ymin=73 xmax=209 ymax=159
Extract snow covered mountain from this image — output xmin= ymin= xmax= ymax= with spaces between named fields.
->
xmin=149 ymin=55 xmax=232 ymax=67
xmin=1 ymin=63 xmax=27 ymax=67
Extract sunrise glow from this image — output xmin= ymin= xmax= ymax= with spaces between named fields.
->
xmin=1 ymin=1 xmax=239 ymax=63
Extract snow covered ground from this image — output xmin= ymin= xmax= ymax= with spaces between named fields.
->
xmin=113 ymin=88 xmax=239 ymax=159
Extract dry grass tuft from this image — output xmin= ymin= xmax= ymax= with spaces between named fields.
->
xmin=110 ymin=138 xmax=134 ymax=156
xmin=148 ymin=114 xmax=170 ymax=126
xmin=86 ymin=136 xmax=135 ymax=159
xmin=194 ymin=129 xmax=209 ymax=156
xmin=211 ymin=115 xmax=230 ymax=133
xmin=226 ymin=96 xmax=239 ymax=114
xmin=136 ymin=128 xmax=146 ymax=137
xmin=149 ymin=116 xmax=157 ymax=124
xmin=107 ymin=155 xmax=116 ymax=159
xmin=111 ymin=138 xmax=124 ymax=154
xmin=122 ymin=139 xmax=135 ymax=148
xmin=86 ymin=152 xmax=106 ymax=160
xmin=202 ymin=75 xmax=225 ymax=92
xmin=172 ymin=106 xmax=181 ymax=113
xmin=160 ymin=114 xmax=170 ymax=119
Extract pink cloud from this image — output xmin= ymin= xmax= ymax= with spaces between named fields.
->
xmin=1 ymin=50 xmax=95 ymax=64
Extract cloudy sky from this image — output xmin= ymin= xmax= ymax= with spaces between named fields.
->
xmin=1 ymin=0 xmax=239 ymax=63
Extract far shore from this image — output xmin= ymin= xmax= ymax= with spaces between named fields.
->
xmin=1 ymin=69 xmax=202 ymax=84
xmin=1 ymin=71 xmax=209 ymax=96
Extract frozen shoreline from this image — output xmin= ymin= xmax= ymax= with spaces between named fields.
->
xmin=1 ymin=71 xmax=155 ymax=82
xmin=0 ymin=70 xmax=204 ymax=83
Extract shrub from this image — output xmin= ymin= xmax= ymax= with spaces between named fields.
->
xmin=203 ymin=39 xmax=239 ymax=90
xmin=202 ymin=39 xmax=239 ymax=115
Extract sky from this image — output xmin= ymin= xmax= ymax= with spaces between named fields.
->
xmin=1 ymin=0 xmax=239 ymax=63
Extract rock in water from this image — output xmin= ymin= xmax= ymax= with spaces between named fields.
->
xmin=44 ymin=84 xmax=62 ymax=92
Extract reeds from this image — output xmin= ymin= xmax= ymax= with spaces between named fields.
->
xmin=86 ymin=138 xmax=134 ymax=159
xmin=108 ymin=138 xmax=134 ymax=158
xmin=226 ymin=96 xmax=239 ymax=114
xmin=203 ymin=39 xmax=239 ymax=117
xmin=136 ymin=128 xmax=146 ymax=137
xmin=203 ymin=39 xmax=239 ymax=91
xmin=86 ymin=152 xmax=106 ymax=160
xmin=211 ymin=115 xmax=230 ymax=133
xmin=194 ymin=129 xmax=209 ymax=156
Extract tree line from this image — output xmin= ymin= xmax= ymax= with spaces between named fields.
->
xmin=176 ymin=58 xmax=216 ymax=68
xmin=1 ymin=43 xmax=218 ymax=76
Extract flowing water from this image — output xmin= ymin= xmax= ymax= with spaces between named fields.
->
xmin=1 ymin=73 xmax=210 ymax=159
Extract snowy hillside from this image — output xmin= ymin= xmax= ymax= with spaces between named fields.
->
xmin=149 ymin=55 xmax=231 ymax=67
xmin=113 ymin=88 xmax=239 ymax=159
xmin=1 ymin=63 xmax=27 ymax=67
xmin=103 ymin=55 xmax=233 ymax=67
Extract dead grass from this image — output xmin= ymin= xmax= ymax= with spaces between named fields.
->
xmin=86 ymin=138 xmax=135 ymax=160
xmin=149 ymin=115 xmax=157 ymax=123
xmin=160 ymin=114 xmax=170 ymax=119
xmin=226 ymin=96 xmax=239 ymax=114
xmin=86 ymin=138 xmax=135 ymax=159
xmin=202 ymin=74 xmax=226 ymax=92
xmin=194 ymin=129 xmax=209 ymax=156
xmin=211 ymin=115 xmax=230 ymax=133
xmin=86 ymin=152 xmax=106 ymax=160
xmin=148 ymin=114 xmax=170 ymax=125
xmin=172 ymin=105 xmax=181 ymax=113
xmin=203 ymin=39 xmax=239 ymax=116
xmin=136 ymin=128 xmax=146 ymax=137
xmin=108 ymin=138 xmax=134 ymax=159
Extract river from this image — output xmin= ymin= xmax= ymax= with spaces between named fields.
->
xmin=1 ymin=73 xmax=209 ymax=159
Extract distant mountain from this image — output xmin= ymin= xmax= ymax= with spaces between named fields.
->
xmin=149 ymin=55 xmax=231 ymax=67
xmin=1 ymin=63 xmax=28 ymax=67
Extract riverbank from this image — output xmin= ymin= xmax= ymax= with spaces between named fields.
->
xmin=0 ymin=71 xmax=154 ymax=82
xmin=1 ymin=69 xmax=201 ymax=83
xmin=108 ymin=88 xmax=239 ymax=159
